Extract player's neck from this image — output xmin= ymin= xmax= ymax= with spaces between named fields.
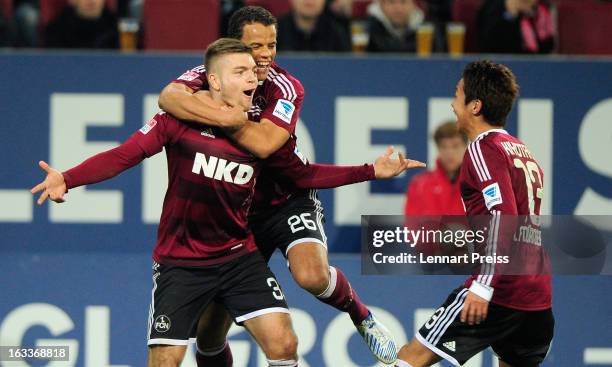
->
xmin=210 ymin=91 xmax=232 ymax=110
xmin=466 ymin=120 xmax=499 ymax=141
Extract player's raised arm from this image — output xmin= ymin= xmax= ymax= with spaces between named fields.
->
xmin=159 ymin=82 xmax=248 ymax=129
xmin=227 ymin=65 xmax=305 ymax=158
xmin=30 ymin=113 xmax=179 ymax=205
xmin=264 ymin=142 xmax=425 ymax=189
xmin=229 ymin=119 xmax=290 ymax=159
xmin=30 ymin=139 xmax=147 ymax=205
xmin=31 ymin=161 xmax=67 ymax=204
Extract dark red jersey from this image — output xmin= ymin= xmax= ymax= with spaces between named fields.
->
xmin=460 ymin=129 xmax=552 ymax=311
xmin=173 ymin=63 xmax=312 ymax=214
xmin=62 ymin=113 xmax=374 ymax=266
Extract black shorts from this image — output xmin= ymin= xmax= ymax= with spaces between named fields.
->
xmin=417 ymin=287 xmax=554 ymax=366
xmin=147 ymin=252 xmax=288 ymax=346
xmin=250 ymin=190 xmax=327 ymax=261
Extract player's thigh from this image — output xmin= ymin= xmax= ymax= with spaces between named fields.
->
xmin=492 ymin=308 xmax=554 ymax=367
xmin=148 ymin=345 xmax=187 ymax=367
xmin=243 ymin=311 xmax=298 ymax=358
xmin=217 ymin=252 xmax=290 ymax=324
xmin=195 ymin=301 xmax=233 ymax=350
xmin=217 ymin=252 xmax=296 ymax=357
xmin=397 ymin=337 xmax=442 ymax=367
xmin=251 ymin=193 xmax=328 ymax=262
xmin=416 ymin=287 xmax=520 ymax=366
xmin=286 ymin=241 xmax=330 ymax=291
xmin=147 ymin=262 xmax=218 ymax=347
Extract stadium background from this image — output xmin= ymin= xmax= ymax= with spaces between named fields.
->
xmin=2 ymin=1 xmax=612 ymax=366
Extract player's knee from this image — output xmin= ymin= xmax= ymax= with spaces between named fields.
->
xmin=197 ymin=338 xmax=226 ymax=355
xmin=397 ymin=338 xmax=439 ymax=366
xmin=264 ymin=329 xmax=298 ymax=359
xmin=293 ymin=265 xmax=330 ymax=294
xmin=196 ymin=325 xmax=229 ymax=351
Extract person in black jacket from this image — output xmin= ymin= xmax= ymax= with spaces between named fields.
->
xmin=366 ymin=0 xmax=424 ymax=53
xmin=278 ymin=0 xmax=352 ymax=52
xmin=0 ymin=7 xmax=10 ymax=47
xmin=477 ymin=0 xmax=555 ymax=54
xmin=45 ymin=0 xmax=119 ymax=49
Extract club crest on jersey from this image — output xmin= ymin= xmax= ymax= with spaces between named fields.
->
xmin=482 ymin=182 xmax=503 ymax=210
xmin=140 ymin=119 xmax=157 ymax=135
xmin=154 ymin=315 xmax=171 ymax=333
xmin=272 ymin=99 xmax=295 ymax=124
xmin=192 ymin=152 xmax=254 ymax=184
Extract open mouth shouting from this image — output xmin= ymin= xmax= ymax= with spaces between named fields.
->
xmin=243 ymin=88 xmax=255 ymax=97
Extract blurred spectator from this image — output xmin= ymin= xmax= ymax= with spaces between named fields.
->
xmin=278 ymin=0 xmax=352 ymax=52
xmin=116 ymin=0 xmax=142 ymax=19
xmin=220 ymin=0 xmax=245 ymax=36
xmin=428 ymin=0 xmax=452 ymax=23
xmin=477 ymin=0 xmax=555 ymax=54
xmin=0 ymin=6 xmax=9 ymax=47
xmin=366 ymin=0 xmax=424 ymax=52
xmin=13 ymin=0 xmax=39 ymax=47
xmin=405 ymin=121 xmax=467 ymax=216
xmin=426 ymin=0 xmax=453 ymax=53
xmin=327 ymin=0 xmax=352 ymax=30
xmin=45 ymin=0 xmax=119 ymax=49
xmin=328 ymin=0 xmax=352 ymax=18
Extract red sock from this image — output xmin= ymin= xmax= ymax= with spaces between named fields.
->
xmin=316 ymin=266 xmax=370 ymax=325
xmin=196 ymin=341 xmax=233 ymax=367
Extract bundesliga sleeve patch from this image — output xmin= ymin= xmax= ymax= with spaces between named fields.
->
xmin=272 ymin=99 xmax=295 ymax=124
xmin=482 ymin=182 xmax=503 ymax=210
xmin=177 ymin=71 xmax=200 ymax=81
xmin=140 ymin=119 xmax=157 ymax=135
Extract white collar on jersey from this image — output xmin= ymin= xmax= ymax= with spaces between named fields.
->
xmin=258 ymin=80 xmax=264 ymax=86
xmin=473 ymin=128 xmax=509 ymax=142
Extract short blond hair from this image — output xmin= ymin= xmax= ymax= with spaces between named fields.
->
xmin=204 ymin=38 xmax=252 ymax=72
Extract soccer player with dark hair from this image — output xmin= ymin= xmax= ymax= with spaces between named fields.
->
xmin=158 ymin=5 xmax=401 ymax=365
xmin=394 ymin=60 xmax=553 ymax=367
xmin=31 ymin=38 xmax=422 ymax=367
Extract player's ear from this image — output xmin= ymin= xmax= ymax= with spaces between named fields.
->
xmin=471 ymin=99 xmax=483 ymax=116
xmin=208 ymin=73 xmax=221 ymax=92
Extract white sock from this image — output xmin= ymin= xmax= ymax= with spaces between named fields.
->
xmin=267 ymin=359 xmax=298 ymax=366
xmin=315 ymin=266 xmax=337 ymax=299
xmin=395 ymin=360 xmax=414 ymax=367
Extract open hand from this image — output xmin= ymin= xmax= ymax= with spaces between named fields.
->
xmin=373 ymin=146 xmax=426 ymax=179
xmin=30 ymin=161 xmax=67 ymax=205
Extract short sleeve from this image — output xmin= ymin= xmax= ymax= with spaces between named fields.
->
xmin=465 ymin=139 xmax=518 ymax=215
xmin=171 ymin=65 xmax=209 ymax=92
xmin=260 ymin=73 xmax=304 ymax=134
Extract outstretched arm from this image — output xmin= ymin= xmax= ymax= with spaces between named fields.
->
xmin=31 ymin=138 xmax=148 ymax=205
xmin=266 ymin=143 xmax=425 ymax=189
xmin=31 ymin=113 xmax=177 ymax=205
